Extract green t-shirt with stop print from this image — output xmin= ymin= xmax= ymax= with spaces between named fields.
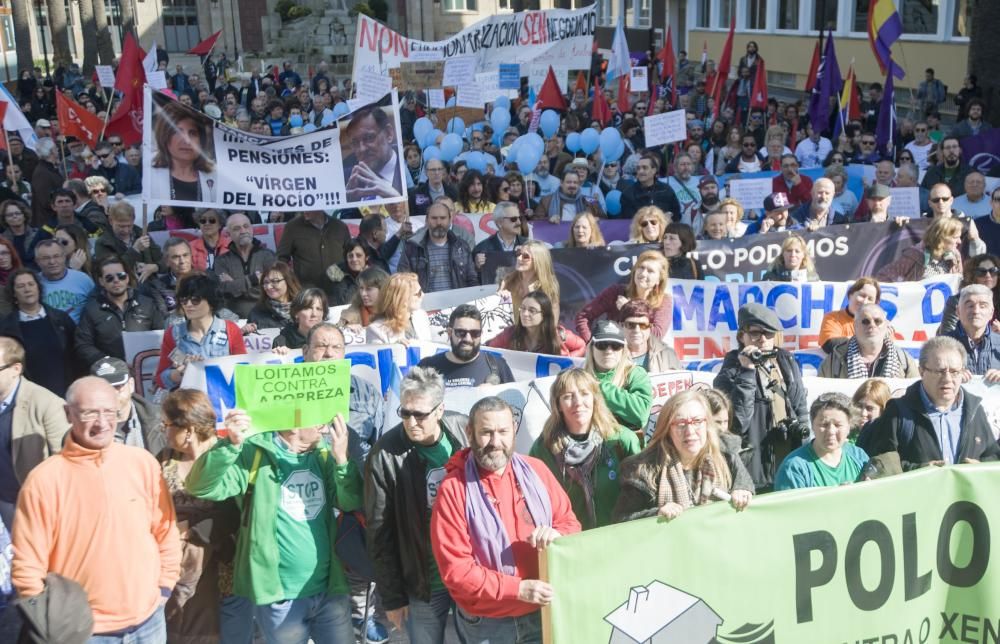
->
xmin=415 ymin=430 xmax=455 ymax=592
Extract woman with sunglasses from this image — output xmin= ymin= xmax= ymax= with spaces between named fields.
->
xmin=583 ymin=320 xmax=652 ymax=435
xmin=613 ymin=389 xmax=753 ymax=523
xmin=188 ymin=209 xmax=230 ymax=271
xmin=54 ymin=224 xmax=93 ymax=276
xmin=576 ymin=249 xmax=671 ymax=343
xmin=272 ymin=288 xmax=329 ymax=350
xmin=597 ymin=158 xmax=626 ymax=196
xmin=530 ymin=368 xmax=641 ymax=530
xmin=247 ymin=260 xmax=301 ymax=331
xmin=627 ymin=206 xmax=667 ymax=244
xmin=83 ymin=176 xmax=113 ymax=214
xmin=489 ymin=290 xmax=585 ymax=357
xmin=500 ymin=240 xmax=560 ymax=323
xmin=156 ymin=272 xmax=247 ymax=391
xmin=1 ymin=200 xmax=38 ymax=265
xmin=366 ymin=272 xmax=434 ymax=345
xmin=937 ymin=254 xmax=1000 ymax=335
xmin=560 ymin=211 xmax=606 ymax=249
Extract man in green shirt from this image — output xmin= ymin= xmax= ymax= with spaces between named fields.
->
xmin=364 ymin=366 xmax=469 ymax=643
xmin=185 ymin=388 xmax=363 ymax=643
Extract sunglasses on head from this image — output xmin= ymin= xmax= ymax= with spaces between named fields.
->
xmin=103 ymin=271 xmax=128 ymax=283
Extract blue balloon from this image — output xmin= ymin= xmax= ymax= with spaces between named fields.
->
xmin=302 ymin=123 xmax=317 ymax=133
xmin=466 ymin=151 xmax=487 ymax=173
xmin=414 ymin=117 xmax=433 ymax=143
xmin=423 ymin=145 xmax=442 ymax=162
xmin=440 ymin=133 xmax=463 ymax=162
xmin=580 ymin=128 xmax=600 ymax=154
xmin=490 ymin=107 xmax=511 ymax=133
xmin=446 ymin=96 xmax=457 ymax=107
xmin=447 ymin=117 xmax=465 ymax=135
xmin=565 ymin=132 xmax=581 ymax=153
xmin=604 ymin=138 xmax=625 ymax=163
xmin=332 ymin=102 xmax=351 ymax=119
xmin=320 ymin=111 xmax=336 ymax=127
xmin=599 ymin=127 xmax=622 ymax=158
xmin=422 ymin=128 xmax=443 ymax=150
xmin=539 ymin=110 xmax=561 ymax=139
xmin=522 ymin=133 xmax=545 ymax=155
xmin=494 ymin=95 xmax=511 ymax=111
xmin=606 ymin=190 xmax=622 ymax=216
xmin=515 ymin=146 xmax=542 ymax=174
xmin=289 ymin=114 xmax=304 ymax=128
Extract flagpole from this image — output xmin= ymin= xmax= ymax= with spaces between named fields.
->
xmin=1 ymin=128 xmax=12 ymax=170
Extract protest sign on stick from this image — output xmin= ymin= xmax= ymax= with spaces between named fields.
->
xmin=727 ymin=178 xmax=774 ymax=209
xmin=234 ymin=360 xmax=351 ymax=434
xmin=642 ymin=110 xmax=686 ymax=147
xmin=399 ymin=61 xmax=445 ymax=91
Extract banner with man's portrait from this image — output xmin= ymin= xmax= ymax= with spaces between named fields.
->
xmin=141 ymin=88 xmax=408 ymax=211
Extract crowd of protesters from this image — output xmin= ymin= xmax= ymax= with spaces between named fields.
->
xmin=0 ymin=36 xmax=998 ymax=644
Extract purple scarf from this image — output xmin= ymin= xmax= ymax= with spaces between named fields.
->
xmin=464 ymin=452 xmax=553 ymax=576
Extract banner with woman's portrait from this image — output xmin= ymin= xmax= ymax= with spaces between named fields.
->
xmin=141 ymin=88 xmax=408 ymax=211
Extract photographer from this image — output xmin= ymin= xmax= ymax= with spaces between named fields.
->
xmin=713 ymin=303 xmax=809 ymax=491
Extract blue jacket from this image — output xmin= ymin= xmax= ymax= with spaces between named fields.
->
xmin=945 ymin=324 xmax=1000 ymax=375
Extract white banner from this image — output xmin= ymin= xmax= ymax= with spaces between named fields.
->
xmin=142 ymin=88 xmax=408 ymax=211
xmin=352 ymin=6 xmax=597 ymax=81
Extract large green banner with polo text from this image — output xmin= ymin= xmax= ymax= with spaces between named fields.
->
xmin=542 ymin=465 xmax=1000 ymax=644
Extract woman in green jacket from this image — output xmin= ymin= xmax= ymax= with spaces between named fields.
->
xmin=584 ymin=319 xmax=654 ymax=435
xmin=530 ymin=368 xmax=641 ymax=529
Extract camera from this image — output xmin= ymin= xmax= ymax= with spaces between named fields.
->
xmin=749 ymin=348 xmax=779 ymax=366
xmin=770 ymin=417 xmax=809 ymax=443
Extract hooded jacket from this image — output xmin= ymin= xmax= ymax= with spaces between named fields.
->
xmin=398 ymin=230 xmax=479 ymax=292
xmin=75 ymin=289 xmax=165 ymax=366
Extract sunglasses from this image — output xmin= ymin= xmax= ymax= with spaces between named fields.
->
xmin=397 ymin=403 xmax=441 ymax=421
xmin=179 ymin=296 xmax=203 ymax=306
xmin=594 ymin=341 xmax=623 ymax=351
xmin=103 ymin=271 xmax=129 ymax=283
xmin=742 ymin=142 xmax=757 ymax=147
xmin=640 ymin=220 xmax=658 ymax=228
xmin=974 ymin=266 xmax=1000 ymax=277
xmin=930 ymin=196 xmax=951 ymax=203
xmin=623 ymin=321 xmax=650 ymax=330
xmin=96 ymin=153 xmax=111 ymax=159
xmin=451 ymin=328 xmax=482 ymax=339
xmin=861 ymin=140 xmax=876 ymax=146
xmin=199 ymin=218 xmax=218 ymax=225
xmin=505 ymin=216 xmax=522 ymax=223
xmin=860 ymin=318 xmax=886 ymax=326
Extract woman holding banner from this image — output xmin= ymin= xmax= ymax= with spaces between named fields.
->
xmin=366 ymin=273 xmax=433 ymax=345
xmin=149 ymin=100 xmax=217 ymax=204
xmin=575 ymin=250 xmax=671 ymax=343
xmin=876 ymin=217 xmax=964 ymax=282
xmin=530 ymin=368 xmax=641 ymax=529
xmin=500 ymin=241 xmax=560 ymax=323
xmin=488 ymin=290 xmax=585 ymax=357
xmin=762 ymin=235 xmax=820 ymax=282
xmin=613 ymin=389 xmax=753 ymax=523
xmin=583 ymin=321 xmax=653 ymax=435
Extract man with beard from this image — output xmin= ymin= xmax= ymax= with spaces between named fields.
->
xmin=665 ymin=153 xmax=701 ymax=226
xmin=791 ymin=178 xmax=847 ymax=230
xmin=430 ymin=396 xmax=580 ymax=643
xmin=398 ymin=203 xmax=478 ymax=293
xmin=527 ymin=157 xmax=561 ymax=198
xmin=416 ymin=305 xmax=514 ymax=388
xmin=922 ymin=137 xmax=972 ymax=197
xmin=690 ymin=175 xmax=721 ymax=236
xmin=771 ymin=154 xmax=813 ymax=208
xmin=342 ymin=105 xmax=403 ymax=202
xmin=621 ymin=153 xmax=681 ymax=220
xmin=212 ymin=213 xmax=276 ymax=318
xmin=533 ymin=168 xmax=605 ymax=222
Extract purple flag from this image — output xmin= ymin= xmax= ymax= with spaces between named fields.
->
xmin=960 ymin=129 xmax=1000 ymax=175
xmin=807 ymin=31 xmax=842 ymax=136
xmin=875 ymin=70 xmax=895 ymax=156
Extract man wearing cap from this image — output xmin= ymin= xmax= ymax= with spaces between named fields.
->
xmin=745 ymin=193 xmax=802 ymax=235
xmin=533 ymin=167 xmax=605 ymax=222
xmin=859 ymin=183 xmax=895 ymax=222
xmin=568 ymin=157 xmax=607 ymax=212
xmin=690 ymin=175 xmax=721 ymax=235
xmin=33 ymin=119 xmax=52 ymax=141
xmin=90 ymin=357 xmax=167 ymax=457
xmin=771 ymin=154 xmax=813 ymax=208
xmin=714 ymin=303 xmax=809 ymax=490
xmin=665 ymin=153 xmax=702 ymax=226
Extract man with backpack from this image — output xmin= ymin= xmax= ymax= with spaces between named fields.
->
xmin=416 ymin=305 xmax=515 ymax=388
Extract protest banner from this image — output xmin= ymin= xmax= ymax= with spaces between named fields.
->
xmin=475 ymin=71 xmax=519 ymax=104
xmin=398 ymin=61 xmax=445 ymax=91
xmin=727 ymin=177 xmax=773 ymax=210
xmin=443 ymin=56 xmax=477 ymax=87
xmin=456 ymin=84 xmax=485 ymax=108
xmin=428 ymin=89 xmax=445 ymax=109
xmin=352 ymin=69 xmax=394 ymax=106
xmin=141 ymin=89 xmax=408 ymax=211
xmin=887 ymin=187 xmax=921 ymax=217
xmin=352 ymin=6 xmax=597 ymax=81
xmin=234 ymin=360 xmax=351 ymax=433
xmin=435 ymin=106 xmax=486 ymax=129
xmin=961 ymin=129 xmax=1000 ymax=175
xmin=529 ymin=64 xmax=569 ymax=93
xmin=642 ymin=110 xmax=686 ymax=147
xmin=543 ymin=464 xmax=1000 ymax=643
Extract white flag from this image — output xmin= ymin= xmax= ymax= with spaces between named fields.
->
xmin=0 ymin=86 xmax=38 ymax=150
xmin=606 ymin=19 xmax=631 ymax=82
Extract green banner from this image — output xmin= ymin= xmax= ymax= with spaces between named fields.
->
xmin=234 ymin=360 xmax=351 ymax=434
xmin=543 ymin=464 xmax=1000 ymax=643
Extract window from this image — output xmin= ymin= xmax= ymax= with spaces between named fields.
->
xmin=813 ymin=0 xmax=838 ymax=30
xmin=443 ymin=0 xmax=477 ymax=11
xmin=628 ymin=0 xmax=652 ymax=28
xmin=597 ymin=0 xmax=618 ymax=26
xmin=695 ymin=0 xmax=711 ymax=28
xmin=718 ymin=0 xmax=736 ymax=28
xmin=0 ymin=15 xmax=13 ymax=52
xmin=498 ymin=0 xmax=510 ymax=9
xmin=953 ymin=0 xmax=971 ymax=37
xmin=163 ymin=0 xmax=201 ymax=51
xmin=103 ymin=0 xmax=122 ymax=53
xmin=900 ymin=0 xmax=937 ymax=34
xmin=747 ymin=0 xmax=767 ymax=29
xmin=852 ymin=0 xmax=869 ymax=32
xmin=778 ymin=0 xmax=799 ymax=29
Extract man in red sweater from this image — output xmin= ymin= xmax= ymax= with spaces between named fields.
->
xmin=430 ymin=397 xmax=580 ymax=643
xmin=771 ymin=154 xmax=813 ymax=207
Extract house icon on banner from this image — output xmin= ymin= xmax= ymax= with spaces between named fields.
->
xmin=604 ymin=581 xmax=722 ymax=644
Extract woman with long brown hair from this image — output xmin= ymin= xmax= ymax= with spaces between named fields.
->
xmin=575 ymin=250 xmax=671 ymax=343
xmin=366 ymin=272 xmax=434 ymax=344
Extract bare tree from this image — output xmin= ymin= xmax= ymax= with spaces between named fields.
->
xmin=91 ymin=0 xmax=117 ymax=64
xmin=78 ymin=0 xmax=98 ymax=74
xmin=46 ymin=0 xmax=73 ymax=68
xmin=968 ymin=0 xmax=1000 ymax=124
xmin=120 ymin=0 xmax=137 ymax=40
xmin=11 ymin=0 xmax=34 ymax=77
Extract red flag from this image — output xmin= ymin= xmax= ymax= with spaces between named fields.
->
xmin=574 ymin=70 xmax=587 ymax=94
xmin=105 ymin=33 xmax=146 ymax=146
xmin=56 ymin=93 xmax=104 ymax=149
xmin=804 ymin=39 xmax=821 ymax=92
xmin=617 ymin=75 xmax=630 ymax=114
xmin=0 ymin=102 xmax=7 ymax=150
xmin=657 ymin=28 xmax=676 ymax=108
xmin=187 ymin=30 xmax=222 ymax=56
xmin=536 ymin=66 xmax=568 ymax=111
xmin=592 ymin=77 xmax=611 ymax=126
xmin=750 ymin=59 xmax=768 ymax=111
xmin=711 ymin=17 xmax=736 ymax=118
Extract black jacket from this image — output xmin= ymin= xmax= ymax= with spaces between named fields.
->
xmin=326 ymin=263 xmax=359 ymax=306
xmin=212 ymin=240 xmax=277 ymax=319
xmin=620 ymin=180 xmax=681 ymax=220
xmin=75 ymin=290 xmax=165 ymax=367
xmin=272 ymin=323 xmax=307 ymax=350
xmin=865 ymin=381 xmax=1000 ymax=470
xmin=0 ymin=305 xmax=78 ymax=392
xmin=398 ymin=230 xmax=479 ymax=292
xmin=408 ymin=182 xmax=458 ymax=218
xmin=712 ymin=348 xmax=809 ymax=488
xmin=247 ymin=301 xmax=290 ymax=330
xmin=364 ymin=412 xmax=469 ymax=610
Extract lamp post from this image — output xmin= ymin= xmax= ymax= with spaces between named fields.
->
xmin=34 ymin=0 xmax=51 ymax=78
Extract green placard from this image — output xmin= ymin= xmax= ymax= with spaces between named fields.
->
xmin=234 ymin=360 xmax=351 ymax=434
xmin=542 ymin=464 xmax=1000 ymax=643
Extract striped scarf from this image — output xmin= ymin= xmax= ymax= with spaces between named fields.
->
xmin=845 ymin=336 xmax=904 ymax=379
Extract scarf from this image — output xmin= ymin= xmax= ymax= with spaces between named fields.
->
xmin=656 ymin=446 xmax=717 ymax=509
xmin=845 ymin=336 xmax=904 ymax=379
xmin=360 ymin=305 xmax=374 ymax=327
xmin=553 ymin=432 xmax=604 ymax=528
xmin=464 ymin=451 xmax=552 ymax=576
xmin=269 ymin=299 xmax=292 ymax=325
xmin=546 ymin=190 xmax=589 ymax=220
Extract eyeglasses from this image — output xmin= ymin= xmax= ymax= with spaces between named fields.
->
xmin=742 ymin=142 xmax=757 ymax=148
xmin=0 ymin=362 xmax=17 ymax=373
xmin=930 ymin=196 xmax=951 ymax=203
xmin=398 ymin=402 xmax=441 ymax=420
xmin=452 ymin=328 xmax=482 ymax=339
xmin=974 ymin=266 xmax=1000 ymax=277
xmin=179 ymin=296 xmax=203 ymax=306
xmin=199 ymin=218 xmax=218 ymax=225
xmin=606 ymin=162 xmax=619 ymax=167
xmin=594 ymin=341 xmax=623 ymax=351
xmin=670 ymin=417 xmax=707 ymax=429
xmin=75 ymin=408 xmax=118 ymax=422
xmin=263 ymin=278 xmax=285 ymax=286
xmin=103 ymin=271 xmax=128 ymax=283
xmin=923 ymin=367 xmax=963 ymax=379
xmin=859 ymin=318 xmax=886 ymax=326
xmin=505 ymin=216 xmax=522 ymax=223
xmin=518 ymin=305 xmax=541 ymax=315
xmin=471 ymin=137 xmax=484 ymax=143
xmin=746 ymin=329 xmax=777 ymax=341
xmin=90 ymin=188 xmax=107 ymax=195
xmin=623 ymin=321 xmax=650 ymax=330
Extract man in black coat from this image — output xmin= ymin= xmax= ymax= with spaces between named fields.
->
xmin=620 ymin=153 xmax=681 ymax=220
